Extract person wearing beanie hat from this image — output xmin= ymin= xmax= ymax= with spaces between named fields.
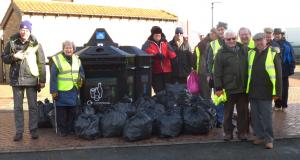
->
xmin=1 ymin=20 xmax=46 ymax=141
xmin=142 ymin=26 xmax=176 ymax=93
xmin=20 ymin=20 xmax=32 ymax=32
xmin=169 ymin=27 xmax=193 ymax=84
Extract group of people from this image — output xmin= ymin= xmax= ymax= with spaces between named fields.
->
xmin=142 ymin=22 xmax=296 ymax=149
xmin=2 ymin=20 xmax=296 ymax=150
xmin=2 ymin=20 xmax=85 ymax=140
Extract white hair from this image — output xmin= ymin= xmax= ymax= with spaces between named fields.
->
xmin=224 ymin=30 xmax=236 ymax=38
xmin=62 ymin=40 xmax=76 ymax=50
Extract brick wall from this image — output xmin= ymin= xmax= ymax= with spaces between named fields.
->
xmin=2 ymin=9 xmax=21 ymax=83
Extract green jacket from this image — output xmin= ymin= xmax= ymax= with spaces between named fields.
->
xmin=213 ymin=42 xmax=248 ymax=94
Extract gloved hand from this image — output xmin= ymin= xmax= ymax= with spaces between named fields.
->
xmin=272 ymin=96 xmax=281 ymax=101
xmin=156 ymin=53 xmax=165 ymax=60
xmin=77 ymin=80 xmax=83 ymax=88
xmin=52 ymin=92 xmax=58 ymax=100
xmin=13 ymin=51 xmax=26 ymax=60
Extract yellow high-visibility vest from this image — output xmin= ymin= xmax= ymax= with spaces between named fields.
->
xmin=248 ymin=39 xmax=255 ymax=49
xmin=211 ymin=89 xmax=227 ymax=106
xmin=246 ymin=48 xmax=277 ymax=95
xmin=195 ymin=47 xmax=200 ymax=73
xmin=24 ymin=45 xmax=39 ymax=76
xmin=210 ymin=39 xmax=221 ymax=58
xmin=52 ymin=53 xmax=81 ymax=91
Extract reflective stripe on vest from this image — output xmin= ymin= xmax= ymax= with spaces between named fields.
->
xmin=52 ymin=53 xmax=81 ymax=91
xmin=210 ymin=39 xmax=221 ymax=58
xmin=195 ymin=47 xmax=200 ymax=73
xmin=24 ymin=45 xmax=39 ymax=76
xmin=246 ymin=48 xmax=277 ymax=95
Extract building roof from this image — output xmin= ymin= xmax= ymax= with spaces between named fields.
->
xmin=13 ymin=0 xmax=177 ymax=21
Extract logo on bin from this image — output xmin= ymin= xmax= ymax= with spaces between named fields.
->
xmin=90 ymin=82 xmax=103 ymax=102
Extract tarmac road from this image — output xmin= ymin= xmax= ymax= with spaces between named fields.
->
xmin=1 ymin=138 xmax=299 ymax=160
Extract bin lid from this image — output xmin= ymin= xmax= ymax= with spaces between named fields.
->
xmin=85 ymin=28 xmax=117 ymax=47
xmin=76 ymin=45 xmax=135 ymax=59
xmin=119 ymin=46 xmax=152 ymax=57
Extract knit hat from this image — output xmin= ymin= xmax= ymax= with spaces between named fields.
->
xmin=175 ymin=27 xmax=183 ymax=34
xmin=151 ymin=26 xmax=162 ymax=34
xmin=20 ymin=20 xmax=32 ymax=32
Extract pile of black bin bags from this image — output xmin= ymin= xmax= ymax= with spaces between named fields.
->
xmin=38 ymin=84 xmax=217 ymax=141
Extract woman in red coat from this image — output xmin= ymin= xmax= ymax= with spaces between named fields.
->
xmin=142 ymin=26 xmax=176 ymax=93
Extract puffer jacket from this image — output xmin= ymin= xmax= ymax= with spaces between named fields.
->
xmin=142 ymin=35 xmax=176 ymax=74
xmin=213 ymin=42 xmax=248 ymax=94
xmin=169 ymin=37 xmax=193 ymax=78
xmin=2 ymin=33 xmax=46 ymax=86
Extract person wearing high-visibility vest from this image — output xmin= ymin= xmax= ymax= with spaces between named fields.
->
xmin=50 ymin=41 xmax=85 ymax=137
xmin=247 ymin=33 xmax=282 ymax=149
xmin=214 ymin=31 xmax=249 ymax=141
xmin=238 ymin=27 xmax=255 ymax=51
xmin=2 ymin=20 xmax=46 ymax=141
xmin=206 ymin=22 xmax=227 ymax=128
xmin=193 ymin=28 xmax=218 ymax=99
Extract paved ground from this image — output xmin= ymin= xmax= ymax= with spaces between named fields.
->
xmin=0 ymin=67 xmax=299 ymax=156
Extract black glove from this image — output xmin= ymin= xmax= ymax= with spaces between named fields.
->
xmin=156 ymin=53 xmax=165 ymax=60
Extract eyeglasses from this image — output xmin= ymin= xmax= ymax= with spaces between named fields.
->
xmin=226 ymin=37 xmax=236 ymax=41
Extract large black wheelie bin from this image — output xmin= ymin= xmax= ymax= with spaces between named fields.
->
xmin=76 ymin=29 xmax=135 ymax=106
xmin=119 ymin=46 xmax=152 ymax=99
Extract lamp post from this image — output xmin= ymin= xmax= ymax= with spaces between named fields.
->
xmin=211 ymin=1 xmax=222 ymax=28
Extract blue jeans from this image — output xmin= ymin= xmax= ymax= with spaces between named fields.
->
xmin=213 ymin=103 xmax=224 ymax=125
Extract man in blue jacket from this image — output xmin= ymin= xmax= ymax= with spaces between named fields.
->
xmin=273 ymin=28 xmax=296 ymax=112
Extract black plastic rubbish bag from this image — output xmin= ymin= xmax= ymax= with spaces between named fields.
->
xmin=82 ymin=105 xmax=95 ymax=115
xmin=183 ymin=106 xmax=211 ymax=134
xmin=123 ymin=112 xmax=152 ymax=141
xmin=191 ymin=96 xmax=217 ymax=129
xmin=37 ymin=98 xmax=54 ymax=128
xmin=157 ymin=112 xmax=183 ymax=138
xmin=101 ymin=110 xmax=127 ymax=137
xmin=48 ymin=109 xmax=56 ymax=128
xmin=135 ymin=96 xmax=156 ymax=109
xmin=113 ymin=102 xmax=136 ymax=118
xmin=74 ymin=114 xmax=100 ymax=140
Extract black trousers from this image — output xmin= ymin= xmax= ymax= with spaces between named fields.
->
xmin=152 ymin=73 xmax=172 ymax=93
xmin=223 ymin=93 xmax=249 ymax=136
xmin=275 ymin=77 xmax=289 ymax=108
xmin=56 ymin=107 xmax=76 ymax=134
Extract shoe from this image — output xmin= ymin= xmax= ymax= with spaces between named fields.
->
xmin=274 ymin=107 xmax=281 ymax=111
xmin=13 ymin=133 xmax=23 ymax=141
xmin=253 ymin=139 xmax=265 ymax=145
xmin=265 ymin=142 xmax=273 ymax=149
xmin=31 ymin=130 xmax=39 ymax=139
xmin=282 ymin=108 xmax=287 ymax=112
xmin=216 ymin=123 xmax=223 ymax=128
xmin=238 ymin=134 xmax=248 ymax=141
xmin=223 ymin=134 xmax=233 ymax=141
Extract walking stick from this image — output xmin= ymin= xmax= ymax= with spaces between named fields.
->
xmin=53 ymin=99 xmax=58 ymax=134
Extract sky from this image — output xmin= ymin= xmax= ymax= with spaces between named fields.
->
xmin=74 ymin=0 xmax=300 ymax=34
xmin=1 ymin=0 xmax=300 ymax=44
